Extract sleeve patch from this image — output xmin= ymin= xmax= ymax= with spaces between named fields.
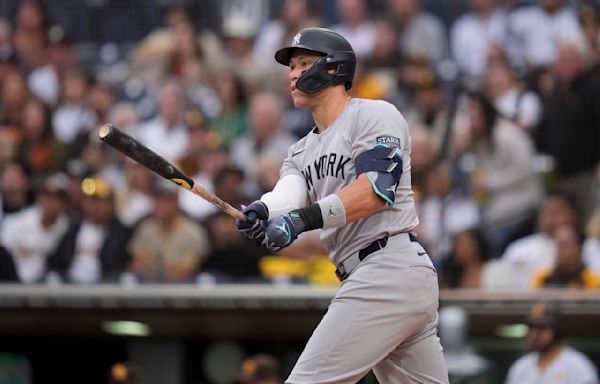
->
xmin=376 ymin=136 xmax=400 ymax=148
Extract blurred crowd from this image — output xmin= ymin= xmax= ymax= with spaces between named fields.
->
xmin=0 ymin=0 xmax=599 ymax=289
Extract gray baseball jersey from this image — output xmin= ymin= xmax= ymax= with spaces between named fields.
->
xmin=279 ymin=98 xmax=419 ymax=265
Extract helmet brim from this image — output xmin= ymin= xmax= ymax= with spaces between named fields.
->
xmin=274 ymin=46 xmax=326 ymax=66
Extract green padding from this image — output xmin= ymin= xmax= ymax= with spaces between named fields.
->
xmin=367 ymin=172 xmax=394 ymax=206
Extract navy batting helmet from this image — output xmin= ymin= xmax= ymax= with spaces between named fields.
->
xmin=275 ymin=27 xmax=356 ymax=94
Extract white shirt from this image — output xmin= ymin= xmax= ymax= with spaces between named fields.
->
xmin=507 ymin=5 xmax=584 ymax=68
xmin=501 ymin=233 xmax=556 ymax=289
xmin=505 ymin=346 xmax=599 ymax=384
xmin=419 ymin=191 xmax=480 ymax=262
xmin=0 ymin=206 xmax=68 ymax=283
xmin=494 ymin=88 xmax=542 ymax=131
xmin=583 ymin=238 xmax=600 ymax=275
xmin=134 ymin=117 xmax=189 ymax=163
xmin=68 ymin=221 xmax=105 ymax=284
xmin=52 ymin=103 xmax=97 ymax=144
xmin=451 ymin=9 xmax=508 ymax=77
xmin=28 ymin=64 xmax=60 ymax=105
xmin=178 ymin=173 xmax=217 ymax=221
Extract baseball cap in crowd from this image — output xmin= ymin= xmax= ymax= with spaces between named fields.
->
xmin=526 ymin=302 xmax=558 ymax=328
xmin=81 ymin=176 xmax=113 ymax=200
xmin=237 ymin=353 xmax=283 ymax=384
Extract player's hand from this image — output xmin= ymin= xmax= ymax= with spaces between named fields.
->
xmin=236 ymin=201 xmax=269 ymax=241
xmin=262 ymin=213 xmax=304 ymax=251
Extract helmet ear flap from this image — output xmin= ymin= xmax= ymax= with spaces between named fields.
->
xmin=296 ymin=57 xmax=338 ymax=94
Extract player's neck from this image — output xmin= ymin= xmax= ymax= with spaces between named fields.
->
xmin=311 ymin=89 xmax=351 ymax=133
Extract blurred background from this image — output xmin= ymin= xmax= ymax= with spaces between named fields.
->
xmin=0 ymin=0 xmax=599 ymax=383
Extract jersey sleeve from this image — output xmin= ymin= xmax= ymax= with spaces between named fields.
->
xmin=279 ymin=141 xmax=304 ymax=179
xmin=349 ymin=100 xmax=410 ymax=205
xmin=349 ymin=100 xmax=409 ymax=157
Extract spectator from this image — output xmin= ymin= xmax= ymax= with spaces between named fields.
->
xmin=202 ymin=211 xmax=267 ymax=282
xmin=417 ymin=162 xmax=480 ymax=265
xmin=46 ymin=25 xmax=78 ymax=81
xmin=457 ymin=91 xmax=542 ymax=256
xmin=209 ymin=71 xmax=248 ymax=148
xmin=0 ymin=71 xmax=30 ymax=129
xmin=81 ymin=137 xmax=126 ymax=191
xmin=237 ymin=353 xmax=284 ymax=384
xmin=0 ymin=245 xmax=18 ymax=282
xmin=409 ymin=127 xmax=436 ymax=202
xmin=12 ymin=0 xmax=50 ymax=70
xmin=583 ymin=200 xmax=600 ymax=274
xmin=579 ymin=2 xmax=600 ymax=66
xmin=533 ymin=224 xmax=600 ymax=288
xmin=213 ymin=165 xmax=247 ymax=210
xmin=403 ymin=67 xmax=451 ymax=156
xmin=501 ymin=192 xmax=578 ymax=289
xmin=51 ymin=69 xmax=96 ymax=148
xmin=222 ymin=15 xmax=269 ymax=94
xmin=167 ymin=22 xmax=213 ymax=88
xmin=135 ymin=80 xmax=190 ymax=163
xmin=128 ymin=179 xmax=210 ymax=283
xmin=253 ymin=0 xmax=320 ymax=71
xmin=362 ymin=18 xmax=402 ymax=71
xmin=484 ymin=51 xmax=543 ymax=133
xmin=115 ymin=161 xmax=154 ymax=227
xmin=230 ymin=92 xmax=296 ymax=194
xmin=26 ymin=30 xmax=59 ymax=106
xmin=0 ymin=173 xmax=69 ymax=283
xmin=450 ymin=0 xmax=508 ymax=82
xmin=505 ymin=302 xmax=599 ymax=384
xmin=0 ymin=161 xmax=33 ymax=222
xmin=87 ymin=81 xmax=116 ymax=126
xmin=47 ymin=176 xmax=131 ymax=283
xmin=536 ymin=42 xmax=600 ymax=220
xmin=506 ymin=0 xmax=584 ymax=71
xmin=330 ymin=0 xmax=376 ymax=58
xmin=178 ymin=144 xmax=230 ymax=221
xmin=130 ymin=5 xmax=226 ymax=87
xmin=387 ymin=0 xmax=447 ymax=65
xmin=16 ymin=98 xmax=66 ymax=180
xmin=440 ymin=229 xmax=491 ymax=289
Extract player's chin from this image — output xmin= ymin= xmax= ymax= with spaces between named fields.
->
xmin=291 ymin=92 xmax=309 ymax=109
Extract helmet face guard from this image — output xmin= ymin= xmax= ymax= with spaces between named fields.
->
xmin=296 ymin=57 xmax=336 ymax=94
xmin=275 ymin=28 xmax=356 ymax=94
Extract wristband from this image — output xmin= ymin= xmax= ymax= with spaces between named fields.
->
xmin=317 ymin=194 xmax=346 ymax=229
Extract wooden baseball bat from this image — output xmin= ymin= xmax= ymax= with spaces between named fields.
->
xmin=98 ymin=123 xmax=247 ymax=222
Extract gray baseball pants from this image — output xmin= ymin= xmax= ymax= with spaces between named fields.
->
xmin=286 ymin=233 xmax=449 ymax=383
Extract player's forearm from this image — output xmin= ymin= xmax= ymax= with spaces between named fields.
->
xmin=261 ymin=174 xmax=308 ymax=219
xmin=337 ymin=173 xmax=387 ymax=223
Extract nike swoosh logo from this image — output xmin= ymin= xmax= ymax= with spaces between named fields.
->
xmin=292 ymin=149 xmax=305 ymax=157
xmin=417 ymin=251 xmax=427 ymax=256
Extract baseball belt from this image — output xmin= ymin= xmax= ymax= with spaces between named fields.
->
xmin=335 ymin=232 xmax=418 ymax=281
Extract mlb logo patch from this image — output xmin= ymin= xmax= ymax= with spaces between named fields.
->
xmin=376 ymin=136 xmax=400 ymax=148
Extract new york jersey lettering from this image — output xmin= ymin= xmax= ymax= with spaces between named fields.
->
xmin=302 ymin=153 xmax=350 ymax=191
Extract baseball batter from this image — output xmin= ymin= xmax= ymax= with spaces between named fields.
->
xmin=236 ymin=27 xmax=449 ymax=383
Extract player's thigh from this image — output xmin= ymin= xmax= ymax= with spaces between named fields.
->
xmin=373 ymin=322 xmax=449 ymax=384
xmin=286 ymin=251 xmax=439 ymax=384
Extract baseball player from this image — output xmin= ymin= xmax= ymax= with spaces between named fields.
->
xmin=236 ymin=27 xmax=449 ymax=383
xmin=505 ymin=302 xmax=599 ymax=384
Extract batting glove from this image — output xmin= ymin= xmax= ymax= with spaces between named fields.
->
xmin=236 ymin=201 xmax=269 ymax=241
xmin=262 ymin=212 xmax=306 ymax=251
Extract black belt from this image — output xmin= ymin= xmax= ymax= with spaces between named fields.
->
xmin=335 ymin=233 xmax=418 ymax=281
